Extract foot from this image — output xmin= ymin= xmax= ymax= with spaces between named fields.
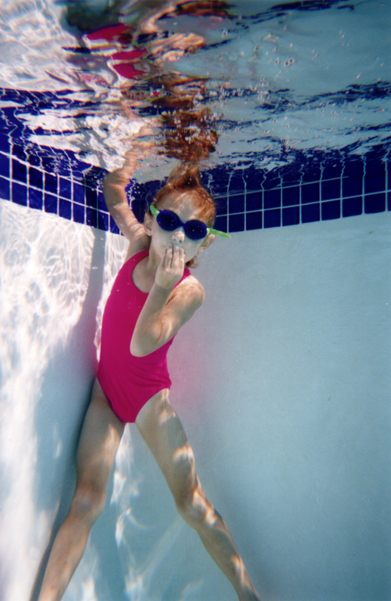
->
xmin=239 ymin=587 xmax=262 ymax=601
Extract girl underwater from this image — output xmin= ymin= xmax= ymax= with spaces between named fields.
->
xmin=37 ymin=156 xmax=262 ymax=601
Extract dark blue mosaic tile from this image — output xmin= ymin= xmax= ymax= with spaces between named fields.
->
xmin=365 ymin=159 xmax=386 ymax=193
xmin=322 ymin=200 xmax=340 ymax=220
xmin=0 ymin=175 xmax=10 ymax=200
xmin=211 ymin=180 xmax=230 ymax=198
xmin=229 ymin=193 xmax=244 ymax=213
xmin=12 ymin=181 xmax=27 ymax=206
xmin=29 ymin=166 xmax=43 ymax=190
xmin=59 ymin=198 xmax=72 ymax=220
xmin=244 ymin=167 xmax=263 ymax=191
xmin=213 ymin=214 xmax=228 ymax=234
xmin=142 ymin=179 xmax=163 ymax=205
xmin=207 ymin=166 xmax=229 ymax=196
xmin=12 ymin=159 xmax=27 ymax=183
xmin=246 ymin=191 xmax=262 ymax=211
xmin=283 ymin=206 xmax=300 ymax=226
xmin=280 ymin=164 xmax=299 ymax=185
xmin=229 ymin=213 xmax=244 ymax=232
xmin=282 ymin=186 xmax=299 ymax=207
xmin=0 ymin=134 xmax=10 ymax=154
xmin=73 ymin=182 xmax=85 ymax=204
xmin=28 ymin=187 xmax=43 ymax=210
xmin=41 ymin=155 xmax=56 ymax=174
xmin=343 ymin=175 xmax=362 ymax=197
xmin=301 ymin=202 xmax=320 ymax=223
xmin=215 ymin=197 xmax=228 ymax=215
xmin=60 ymin=177 xmax=72 ymax=199
xmin=27 ymin=152 xmax=41 ymax=167
xmin=264 ymin=188 xmax=280 ymax=209
xmin=86 ymin=207 xmax=97 ymax=228
xmin=264 ymin=209 xmax=280 ymax=228
xmin=228 ymin=171 xmax=245 ymax=193
xmin=246 ymin=211 xmax=262 ymax=230
xmin=343 ymin=196 xmax=362 ymax=217
xmin=84 ymin=166 xmax=104 ymax=189
xmin=364 ymin=192 xmax=386 ymax=214
xmin=109 ymin=214 xmax=120 ymax=234
xmin=262 ymin=172 xmax=280 ymax=190
xmin=131 ymin=195 xmax=146 ymax=223
xmin=98 ymin=211 xmax=109 ymax=231
xmin=388 ymin=191 xmax=391 ymax=211
xmin=0 ymin=134 xmax=11 ymax=154
xmin=12 ymin=144 xmax=26 ymax=162
xmin=302 ymin=182 xmax=319 ymax=204
xmin=322 ymin=178 xmax=340 ymax=201
xmin=73 ymin=203 xmax=85 ymax=224
xmin=98 ymin=191 xmax=107 ymax=211
xmin=86 ymin=186 xmax=97 ymax=209
xmin=343 ymin=158 xmax=363 ymax=179
xmin=302 ymin=165 xmax=321 ymax=183
xmin=0 ymin=153 xmax=9 ymax=177
xmin=45 ymin=172 xmax=57 ymax=194
xmin=322 ymin=160 xmax=342 ymax=180
xmin=44 ymin=191 xmax=57 ymax=214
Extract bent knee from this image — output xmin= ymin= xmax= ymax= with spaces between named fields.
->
xmin=175 ymin=486 xmax=211 ymax=527
xmin=70 ymin=483 xmax=107 ymax=524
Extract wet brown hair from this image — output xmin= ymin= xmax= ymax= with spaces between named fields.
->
xmin=151 ymin=163 xmax=216 ymax=227
xmin=150 ymin=163 xmax=216 ymax=268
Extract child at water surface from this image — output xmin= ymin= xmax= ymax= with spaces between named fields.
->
xmin=37 ymin=156 xmax=261 ymax=601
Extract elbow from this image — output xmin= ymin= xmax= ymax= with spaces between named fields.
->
xmin=103 ymin=170 xmax=128 ymax=190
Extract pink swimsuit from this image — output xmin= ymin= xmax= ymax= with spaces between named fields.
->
xmin=97 ymin=250 xmax=191 ymax=423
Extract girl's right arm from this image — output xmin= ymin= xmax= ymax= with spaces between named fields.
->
xmin=103 ymin=151 xmax=150 ymax=256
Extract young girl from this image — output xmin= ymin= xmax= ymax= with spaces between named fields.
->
xmin=38 ymin=157 xmax=261 ymax=601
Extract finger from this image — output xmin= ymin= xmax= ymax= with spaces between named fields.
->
xmin=164 ymin=244 xmax=173 ymax=268
xmin=172 ymin=244 xmax=183 ymax=267
xmin=178 ymin=246 xmax=185 ymax=265
xmin=174 ymin=246 xmax=185 ymax=272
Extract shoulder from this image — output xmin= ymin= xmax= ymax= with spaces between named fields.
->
xmin=124 ymin=236 xmax=151 ymax=262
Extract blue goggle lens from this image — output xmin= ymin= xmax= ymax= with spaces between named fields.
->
xmin=156 ymin=209 xmax=208 ymax=240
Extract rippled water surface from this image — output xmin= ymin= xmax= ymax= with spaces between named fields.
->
xmin=0 ymin=0 xmax=390 ymax=178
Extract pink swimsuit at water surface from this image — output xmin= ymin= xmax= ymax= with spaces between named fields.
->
xmin=97 ymin=249 xmax=191 ymax=423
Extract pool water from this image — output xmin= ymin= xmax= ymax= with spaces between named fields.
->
xmin=0 ymin=3 xmax=390 ymax=601
xmin=0 ymin=0 xmax=390 ymax=235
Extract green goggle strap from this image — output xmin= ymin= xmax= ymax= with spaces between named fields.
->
xmin=207 ymin=227 xmax=231 ymax=238
xmin=149 ymin=205 xmax=231 ymax=239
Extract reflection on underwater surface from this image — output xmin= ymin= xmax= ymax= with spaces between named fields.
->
xmin=0 ymin=0 xmax=390 ymax=178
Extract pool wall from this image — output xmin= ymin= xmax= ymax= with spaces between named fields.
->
xmin=0 ymin=145 xmax=390 ymax=601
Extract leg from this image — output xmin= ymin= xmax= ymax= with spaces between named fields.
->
xmin=38 ymin=380 xmax=125 ymax=601
xmin=136 ymin=391 xmax=261 ymax=601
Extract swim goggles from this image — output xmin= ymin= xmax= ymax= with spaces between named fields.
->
xmin=149 ymin=205 xmax=231 ymax=240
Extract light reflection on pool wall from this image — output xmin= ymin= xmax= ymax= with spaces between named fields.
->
xmin=0 ymin=196 xmax=390 ymax=601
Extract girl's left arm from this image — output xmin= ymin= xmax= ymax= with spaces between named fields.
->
xmin=131 ymin=246 xmax=205 ymax=357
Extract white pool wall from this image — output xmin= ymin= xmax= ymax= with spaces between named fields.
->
xmin=0 ymin=198 xmax=390 ymax=601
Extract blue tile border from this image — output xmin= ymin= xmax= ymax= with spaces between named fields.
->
xmin=0 ymin=142 xmax=390 ymax=234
